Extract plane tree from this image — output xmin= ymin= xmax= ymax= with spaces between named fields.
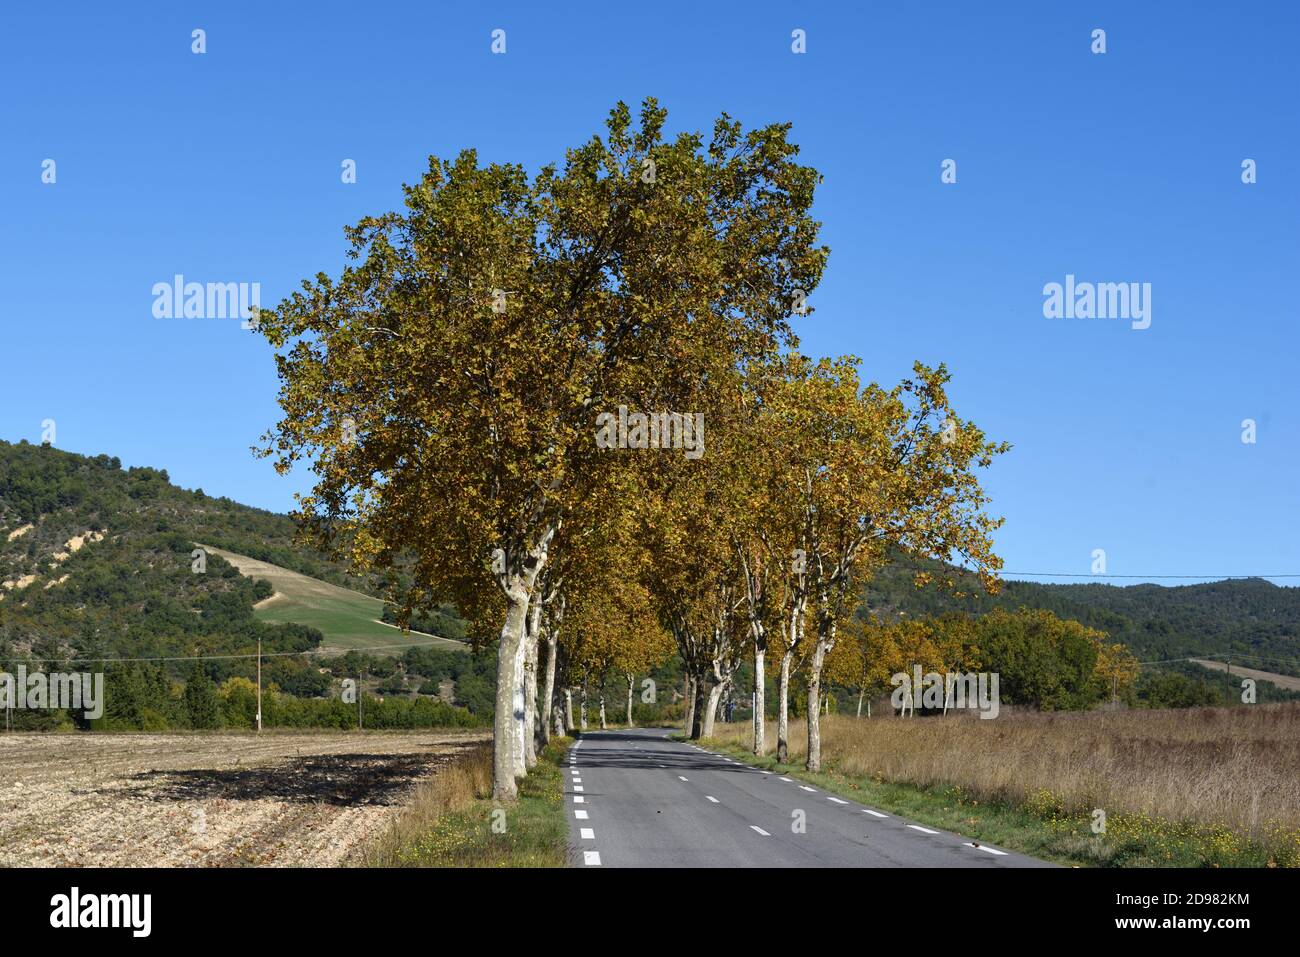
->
xmin=253 ymin=99 xmax=827 ymax=799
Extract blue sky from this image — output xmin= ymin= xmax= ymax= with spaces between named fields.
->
xmin=2 ymin=1 xmax=1296 ymax=585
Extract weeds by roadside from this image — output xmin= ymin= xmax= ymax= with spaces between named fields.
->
xmin=362 ymin=736 xmax=573 ymax=867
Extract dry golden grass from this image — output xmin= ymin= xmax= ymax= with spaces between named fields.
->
xmin=712 ymin=703 xmax=1300 ymax=839
xmin=363 ymin=743 xmax=493 ymax=865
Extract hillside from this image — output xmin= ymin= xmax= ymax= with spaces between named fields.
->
xmin=4 ymin=438 xmax=1297 ymax=688
xmin=0 ymin=440 xmax=461 ymax=671
xmin=201 ymin=545 xmax=464 ymax=652
xmin=863 ymin=555 xmax=1300 ymax=679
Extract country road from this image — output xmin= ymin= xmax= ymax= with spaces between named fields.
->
xmin=565 ymin=728 xmax=1054 ymax=868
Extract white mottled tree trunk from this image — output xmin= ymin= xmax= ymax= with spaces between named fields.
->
xmin=682 ymin=675 xmax=696 ymax=738
xmin=752 ymin=645 xmax=766 ymax=755
xmin=625 ymin=674 xmax=635 ymax=727
xmin=492 ymin=590 xmax=528 ymax=801
xmin=806 ymin=635 xmax=833 ymax=773
xmin=701 ymin=680 xmax=727 ymax=738
xmin=564 ymin=688 xmax=574 ymax=731
xmin=539 ymin=632 xmax=557 ymax=746
xmin=598 ymin=693 xmax=607 ymax=730
xmin=522 ymin=601 xmax=541 ymax=769
xmin=776 ymin=651 xmax=792 ymax=762
xmin=579 ymin=683 xmax=588 ymax=730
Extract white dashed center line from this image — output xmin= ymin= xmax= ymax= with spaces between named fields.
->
xmin=907 ymin=824 xmax=939 ymax=834
xmin=678 ymin=776 xmax=689 ymax=782
xmin=749 ymin=825 xmax=770 ymax=836
xmin=705 ymin=796 xmax=719 ymax=803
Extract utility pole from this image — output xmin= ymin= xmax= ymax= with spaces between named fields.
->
xmin=256 ymin=637 xmax=262 ymax=733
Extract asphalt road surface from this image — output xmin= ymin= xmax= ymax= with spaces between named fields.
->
xmin=565 ymin=727 xmax=1054 ymax=868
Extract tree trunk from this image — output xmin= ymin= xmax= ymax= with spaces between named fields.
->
xmin=776 ymin=651 xmax=792 ymax=763
xmin=625 ymin=674 xmax=635 ymax=727
xmin=522 ymin=602 xmax=541 ymax=769
xmin=539 ymin=632 xmax=557 ymax=746
xmin=857 ymin=686 xmax=864 ymax=718
xmin=752 ymin=645 xmax=766 ymax=755
xmin=598 ymin=693 xmax=607 ymax=730
xmin=579 ymin=683 xmax=588 ymax=730
xmin=690 ymin=679 xmax=707 ymax=739
xmin=683 ymin=675 xmax=696 ymax=737
xmin=511 ymin=619 xmax=530 ymax=778
xmin=492 ymin=590 xmax=528 ymax=801
xmin=702 ymin=680 xmax=728 ymax=738
xmin=806 ymin=639 xmax=831 ymax=773
xmin=565 ymin=688 xmax=575 ymax=732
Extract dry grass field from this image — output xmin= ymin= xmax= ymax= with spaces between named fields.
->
xmin=0 ymin=730 xmax=487 ymax=866
xmin=711 ymin=703 xmax=1300 ymax=841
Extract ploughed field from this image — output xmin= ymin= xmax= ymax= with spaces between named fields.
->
xmin=0 ymin=730 xmax=487 ymax=866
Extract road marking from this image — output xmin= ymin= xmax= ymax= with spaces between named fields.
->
xmin=705 ymin=796 xmax=720 ymax=803
xmin=678 ymin=776 xmax=689 ymax=782
xmin=583 ymin=851 xmax=601 ymax=866
xmin=862 ymin=809 xmax=888 ymax=818
xmin=827 ymin=797 xmax=849 ymax=804
xmin=779 ymin=777 xmax=793 ymax=782
xmin=573 ymin=796 xmax=585 ymax=803
xmin=969 ymin=843 xmax=1008 ymax=855
xmin=574 ymin=786 xmax=584 ymax=792
xmin=799 ymin=785 xmax=816 ymax=792
xmin=574 ymin=810 xmax=589 ymax=819
xmin=907 ymin=824 xmax=939 ymax=834
xmin=580 ymin=828 xmax=595 ymax=839
xmin=749 ymin=825 xmax=770 ymax=836
xmin=759 ymin=770 xmax=771 ymax=775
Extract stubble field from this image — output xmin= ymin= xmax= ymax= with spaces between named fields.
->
xmin=0 ymin=729 xmax=487 ymax=866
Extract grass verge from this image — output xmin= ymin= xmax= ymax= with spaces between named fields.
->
xmin=362 ymin=736 xmax=573 ymax=867
xmin=697 ymin=735 xmax=1296 ymax=868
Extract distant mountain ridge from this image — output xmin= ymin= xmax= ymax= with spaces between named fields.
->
xmin=863 ymin=557 xmax=1300 ymax=679
xmin=3 ymin=438 xmax=1296 ymax=682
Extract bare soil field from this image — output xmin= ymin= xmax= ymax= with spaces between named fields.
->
xmin=0 ymin=730 xmax=487 ymax=867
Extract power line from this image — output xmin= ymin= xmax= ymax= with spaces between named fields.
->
xmin=0 ymin=636 xmax=465 ymax=666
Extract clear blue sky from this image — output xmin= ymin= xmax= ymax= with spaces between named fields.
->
xmin=2 ymin=1 xmax=1296 ymax=585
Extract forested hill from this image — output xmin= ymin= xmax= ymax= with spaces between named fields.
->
xmin=0 ymin=439 xmax=381 ymax=668
xmin=863 ymin=556 xmax=1300 ymax=679
xmin=4 ymin=439 xmax=1297 ymax=683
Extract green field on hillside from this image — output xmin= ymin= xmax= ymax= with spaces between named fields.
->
xmin=200 ymin=545 xmax=467 ymax=653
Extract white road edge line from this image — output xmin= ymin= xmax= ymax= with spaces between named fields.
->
xmin=827 ymin=797 xmax=849 ymax=804
xmin=583 ymin=851 xmax=601 ymax=865
xmin=705 ymin=796 xmax=720 ymax=803
xmin=749 ymin=825 xmax=770 ymax=836
xmin=863 ymin=809 xmax=888 ymax=818
xmin=907 ymin=824 xmax=940 ymax=834
xmin=580 ymin=828 xmax=595 ymax=839
xmin=574 ymin=810 xmax=589 ymax=819
xmin=573 ymin=796 xmax=585 ymax=803
xmin=799 ymin=785 xmax=816 ymax=792
xmin=970 ymin=843 xmax=1008 ymax=855
xmin=678 ymin=776 xmax=689 ymax=781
